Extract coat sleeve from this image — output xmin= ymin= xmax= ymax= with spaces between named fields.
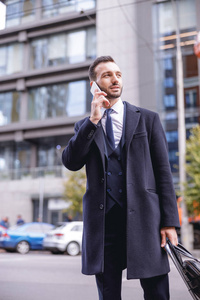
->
xmin=62 ymin=117 xmax=100 ymax=171
xmin=149 ymin=113 xmax=180 ymax=228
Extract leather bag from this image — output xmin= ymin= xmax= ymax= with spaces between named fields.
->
xmin=165 ymin=239 xmax=200 ymax=300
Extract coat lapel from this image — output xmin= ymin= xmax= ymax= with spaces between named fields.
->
xmin=93 ymin=101 xmax=140 ymax=164
xmin=124 ymin=101 xmax=141 ymax=149
xmin=94 ymin=125 xmax=105 ymax=167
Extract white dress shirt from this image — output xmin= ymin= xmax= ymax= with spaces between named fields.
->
xmin=101 ymin=99 xmax=124 ymax=148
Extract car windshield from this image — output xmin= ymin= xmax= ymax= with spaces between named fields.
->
xmin=53 ymin=223 xmax=70 ymax=230
xmin=9 ymin=225 xmax=24 ymax=231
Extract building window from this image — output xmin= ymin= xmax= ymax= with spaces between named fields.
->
xmin=164 ymin=77 xmax=174 ymax=88
xmin=29 ymin=27 xmax=96 ymax=69
xmin=6 ymin=0 xmax=35 ymax=28
xmin=14 ymin=142 xmax=31 ymax=170
xmin=185 ymin=88 xmax=198 ymax=108
xmin=0 ymin=43 xmax=23 ymax=76
xmin=0 ymin=92 xmax=20 ymax=125
xmin=28 ymin=80 xmax=91 ymax=120
xmin=164 ymin=94 xmax=176 ymax=110
xmin=42 ymin=0 xmax=96 ymax=18
xmin=165 ymin=131 xmax=178 ymax=143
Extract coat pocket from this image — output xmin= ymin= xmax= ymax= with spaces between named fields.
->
xmin=146 ymin=188 xmax=158 ymax=194
xmin=133 ymin=131 xmax=147 ymax=139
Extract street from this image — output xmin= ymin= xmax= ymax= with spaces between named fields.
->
xmin=0 ymin=251 xmax=193 ymax=300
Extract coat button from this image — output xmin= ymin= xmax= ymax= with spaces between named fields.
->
xmin=87 ymin=130 xmax=94 ymax=139
xmin=99 ymin=204 xmax=104 ymax=210
xmin=101 ymin=178 xmax=104 ymax=183
xmin=107 ymin=172 xmax=111 ymax=176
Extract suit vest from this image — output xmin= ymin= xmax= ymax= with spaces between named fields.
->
xmin=103 ymin=106 xmax=126 ymax=213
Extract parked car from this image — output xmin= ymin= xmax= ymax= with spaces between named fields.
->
xmin=0 ymin=222 xmax=54 ymax=254
xmin=43 ymin=221 xmax=83 ymax=256
xmin=0 ymin=225 xmax=6 ymax=237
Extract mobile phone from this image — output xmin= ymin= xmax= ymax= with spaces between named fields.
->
xmin=90 ymin=82 xmax=101 ymax=96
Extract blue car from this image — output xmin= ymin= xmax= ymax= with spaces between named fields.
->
xmin=0 ymin=222 xmax=54 ymax=254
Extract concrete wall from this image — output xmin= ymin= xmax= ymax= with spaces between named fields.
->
xmin=0 ymin=175 xmax=67 ymax=226
xmin=97 ymin=0 xmax=140 ymax=106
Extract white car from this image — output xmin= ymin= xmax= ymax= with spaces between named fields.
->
xmin=43 ymin=221 xmax=83 ymax=256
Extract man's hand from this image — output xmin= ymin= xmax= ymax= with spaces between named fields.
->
xmin=160 ymin=227 xmax=178 ymax=248
xmin=90 ymin=90 xmax=110 ymax=124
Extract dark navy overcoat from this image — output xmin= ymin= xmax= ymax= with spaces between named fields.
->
xmin=62 ymin=102 xmax=180 ymax=279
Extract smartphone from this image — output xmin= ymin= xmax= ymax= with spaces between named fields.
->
xmin=90 ymin=82 xmax=101 ymax=96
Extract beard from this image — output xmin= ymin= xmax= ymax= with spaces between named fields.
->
xmin=98 ymin=84 xmax=123 ymax=100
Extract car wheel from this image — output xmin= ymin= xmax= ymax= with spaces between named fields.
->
xmin=66 ymin=242 xmax=80 ymax=256
xmin=16 ymin=241 xmax=30 ymax=254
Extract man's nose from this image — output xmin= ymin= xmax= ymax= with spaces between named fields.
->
xmin=111 ymin=75 xmax=119 ymax=84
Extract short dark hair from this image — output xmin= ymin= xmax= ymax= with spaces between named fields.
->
xmin=88 ymin=56 xmax=115 ymax=81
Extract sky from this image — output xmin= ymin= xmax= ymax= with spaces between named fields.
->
xmin=0 ymin=2 xmax=6 ymax=30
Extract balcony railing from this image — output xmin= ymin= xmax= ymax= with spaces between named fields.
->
xmin=0 ymin=165 xmax=67 ymax=181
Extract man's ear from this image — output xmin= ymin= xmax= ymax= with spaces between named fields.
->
xmin=90 ymin=81 xmax=93 ymax=87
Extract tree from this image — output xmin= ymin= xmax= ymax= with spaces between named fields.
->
xmin=63 ymin=168 xmax=86 ymax=219
xmin=184 ymin=125 xmax=200 ymax=215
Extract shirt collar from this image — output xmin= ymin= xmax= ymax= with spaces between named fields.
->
xmin=101 ymin=98 xmax=123 ymax=116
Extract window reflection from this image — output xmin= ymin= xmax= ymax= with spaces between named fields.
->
xmin=42 ymin=0 xmax=96 ymax=18
xmin=6 ymin=0 xmax=35 ymax=28
xmin=28 ymin=80 xmax=91 ymax=120
xmin=0 ymin=92 xmax=20 ymax=125
xmin=30 ymin=27 xmax=96 ymax=69
xmin=0 ymin=43 xmax=23 ymax=76
xmin=153 ymin=0 xmax=199 ymax=179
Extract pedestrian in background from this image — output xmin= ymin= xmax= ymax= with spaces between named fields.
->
xmin=16 ymin=214 xmax=25 ymax=225
xmin=62 ymin=56 xmax=180 ymax=300
xmin=0 ymin=217 xmax=10 ymax=228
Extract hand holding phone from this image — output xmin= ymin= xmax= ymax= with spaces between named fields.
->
xmin=90 ymin=82 xmax=101 ymax=95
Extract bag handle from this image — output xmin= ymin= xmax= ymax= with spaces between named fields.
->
xmin=167 ymin=239 xmax=200 ymax=262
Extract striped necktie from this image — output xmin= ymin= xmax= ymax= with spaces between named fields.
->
xmin=106 ymin=109 xmax=115 ymax=149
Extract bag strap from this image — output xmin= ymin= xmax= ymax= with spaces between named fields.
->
xmin=167 ymin=240 xmax=200 ymax=262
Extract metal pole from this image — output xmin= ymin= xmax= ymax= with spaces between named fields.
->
xmin=39 ymin=174 xmax=44 ymax=222
xmin=172 ymin=0 xmax=192 ymax=250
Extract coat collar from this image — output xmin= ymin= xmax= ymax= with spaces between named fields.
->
xmin=123 ymin=101 xmax=141 ymax=149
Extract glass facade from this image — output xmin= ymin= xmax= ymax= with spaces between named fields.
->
xmin=6 ymin=0 xmax=36 ymax=27
xmin=42 ymin=0 xmax=96 ymax=18
xmin=0 ymin=43 xmax=23 ymax=76
xmin=153 ymin=0 xmax=199 ymax=177
xmin=28 ymin=80 xmax=91 ymax=120
xmin=29 ymin=27 xmax=96 ymax=69
xmin=5 ymin=0 xmax=96 ymax=28
xmin=0 ymin=92 xmax=20 ymax=125
xmin=0 ymin=136 xmax=71 ymax=180
xmin=0 ymin=141 xmax=31 ymax=174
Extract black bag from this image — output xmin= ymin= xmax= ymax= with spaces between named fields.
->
xmin=165 ymin=240 xmax=200 ymax=300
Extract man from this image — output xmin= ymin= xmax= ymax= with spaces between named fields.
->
xmin=16 ymin=215 xmax=25 ymax=225
xmin=62 ymin=56 xmax=180 ymax=299
xmin=0 ymin=217 xmax=9 ymax=228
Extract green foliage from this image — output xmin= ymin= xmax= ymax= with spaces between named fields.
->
xmin=63 ymin=168 xmax=86 ymax=219
xmin=184 ymin=125 xmax=200 ymax=215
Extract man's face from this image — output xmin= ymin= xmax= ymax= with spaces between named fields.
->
xmin=94 ymin=62 xmax=123 ymax=100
